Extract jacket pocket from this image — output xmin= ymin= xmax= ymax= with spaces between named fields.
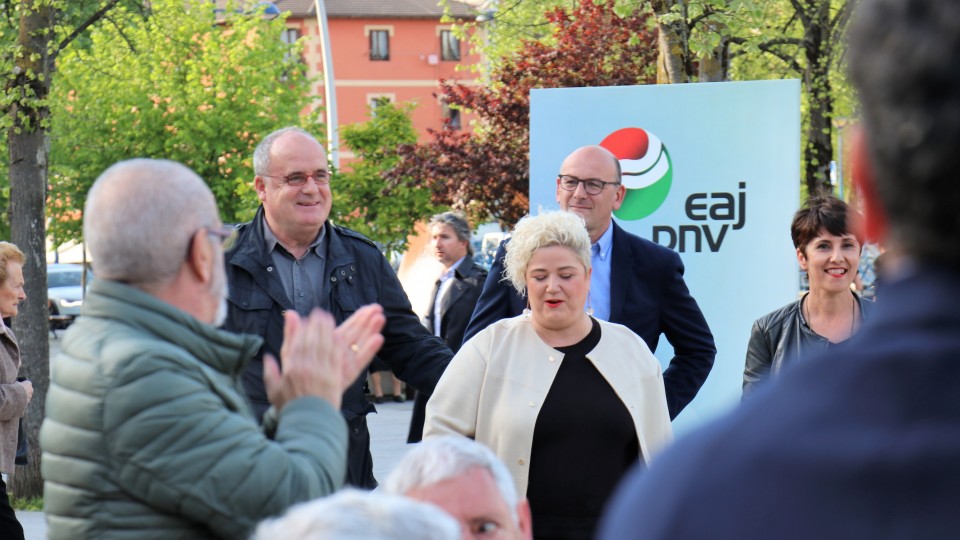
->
xmin=226 ymin=289 xmax=274 ymax=337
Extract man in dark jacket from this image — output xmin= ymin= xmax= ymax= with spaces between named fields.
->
xmin=465 ymin=145 xmax=715 ymax=419
xmin=224 ymin=127 xmax=452 ymax=488
xmin=599 ymin=1 xmax=960 ymax=538
xmin=408 ymin=212 xmax=487 ymax=442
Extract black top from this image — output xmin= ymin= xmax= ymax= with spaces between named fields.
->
xmin=527 ymin=318 xmax=641 ymax=540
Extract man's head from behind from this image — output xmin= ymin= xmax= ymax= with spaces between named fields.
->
xmin=849 ymin=0 xmax=960 ymax=266
xmin=84 ymin=159 xmax=229 ymax=324
xmin=383 ymin=436 xmax=532 ymax=540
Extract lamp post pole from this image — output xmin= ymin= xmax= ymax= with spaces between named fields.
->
xmin=314 ymin=0 xmax=339 ymax=167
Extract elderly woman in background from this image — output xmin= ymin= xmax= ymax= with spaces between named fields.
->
xmin=0 ymin=242 xmax=33 ymax=540
xmin=743 ymin=196 xmax=874 ymax=397
xmin=425 ymin=211 xmax=671 ymax=540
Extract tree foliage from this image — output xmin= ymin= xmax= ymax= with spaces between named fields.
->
xmin=48 ymin=0 xmax=313 ymax=244
xmin=389 ymin=0 xmax=658 ymax=228
xmin=334 ymin=100 xmax=437 ymax=254
xmin=2 ymin=0 xmax=147 ymax=499
xmin=641 ymin=0 xmax=854 ymax=195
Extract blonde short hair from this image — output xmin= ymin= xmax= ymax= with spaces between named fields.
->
xmin=0 ymin=241 xmax=25 ymax=286
xmin=503 ymin=211 xmax=591 ymax=296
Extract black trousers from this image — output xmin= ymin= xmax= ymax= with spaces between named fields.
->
xmin=0 ymin=475 xmax=24 ymax=540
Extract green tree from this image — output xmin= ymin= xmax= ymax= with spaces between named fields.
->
xmin=334 ymin=100 xmax=438 ymax=254
xmin=642 ymin=0 xmax=853 ymax=195
xmin=2 ymin=0 xmax=144 ymax=497
xmin=48 ymin=0 xmax=313 ymax=245
xmin=390 ymin=0 xmax=658 ymax=228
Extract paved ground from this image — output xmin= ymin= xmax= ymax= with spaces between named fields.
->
xmin=17 ymin=336 xmax=416 ymax=539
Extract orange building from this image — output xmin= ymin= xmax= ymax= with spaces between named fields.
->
xmin=272 ymin=0 xmax=483 ymax=161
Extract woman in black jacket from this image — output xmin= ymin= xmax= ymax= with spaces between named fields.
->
xmin=743 ymin=197 xmax=873 ymax=397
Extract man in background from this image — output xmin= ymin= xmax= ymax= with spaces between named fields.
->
xmin=600 ymin=0 xmax=960 ymax=537
xmin=408 ymin=212 xmax=487 ymax=443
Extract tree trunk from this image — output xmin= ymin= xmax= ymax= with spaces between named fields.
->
xmin=802 ymin=1 xmax=834 ymax=197
xmin=651 ymin=0 xmax=691 ymax=83
xmin=7 ymin=0 xmax=55 ymax=499
xmin=697 ymin=20 xmax=728 ymax=82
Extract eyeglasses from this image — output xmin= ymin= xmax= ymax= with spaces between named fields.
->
xmin=205 ymin=225 xmax=238 ymax=251
xmin=558 ymin=174 xmax=621 ymax=195
xmin=262 ymin=170 xmax=330 ymax=187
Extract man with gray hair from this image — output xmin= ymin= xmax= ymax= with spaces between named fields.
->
xmin=224 ymin=126 xmax=451 ymax=488
xmin=383 ymin=436 xmax=532 ymax=540
xmin=408 ymin=212 xmax=487 ymax=443
xmin=251 ymin=489 xmax=460 ymax=540
xmin=41 ymin=158 xmax=386 ymax=539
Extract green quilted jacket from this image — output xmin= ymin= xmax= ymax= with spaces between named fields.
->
xmin=41 ymin=279 xmax=349 ymax=539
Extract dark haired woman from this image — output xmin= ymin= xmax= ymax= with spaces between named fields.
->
xmin=743 ymin=197 xmax=874 ymax=397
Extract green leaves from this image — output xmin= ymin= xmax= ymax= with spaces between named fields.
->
xmin=334 ymin=101 xmax=433 ymax=254
xmin=389 ymin=1 xmax=658 ymax=229
xmin=46 ymin=0 xmax=314 ymax=243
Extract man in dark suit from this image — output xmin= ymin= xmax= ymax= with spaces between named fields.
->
xmin=464 ymin=145 xmax=716 ymax=419
xmin=408 ymin=212 xmax=487 ymax=442
xmin=599 ymin=1 xmax=960 ymax=537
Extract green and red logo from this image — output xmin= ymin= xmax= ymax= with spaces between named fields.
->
xmin=600 ymin=127 xmax=673 ymax=221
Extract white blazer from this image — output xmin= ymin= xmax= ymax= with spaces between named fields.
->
xmin=424 ymin=314 xmax=672 ymax=496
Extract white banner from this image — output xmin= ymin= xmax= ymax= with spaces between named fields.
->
xmin=530 ymin=80 xmax=801 ymax=433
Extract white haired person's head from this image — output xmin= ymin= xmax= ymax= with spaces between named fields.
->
xmin=250 ymin=489 xmax=460 ymax=540
xmin=383 ymin=436 xmax=533 ymax=540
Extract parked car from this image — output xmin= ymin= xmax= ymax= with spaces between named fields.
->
xmin=48 ymin=263 xmax=93 ymax=330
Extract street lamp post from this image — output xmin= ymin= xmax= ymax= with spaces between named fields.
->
xmin=314 ymin=0 xmax=339 ymax=167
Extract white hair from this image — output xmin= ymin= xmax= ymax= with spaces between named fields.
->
xmin=250 ymin=489 xmax=460 ymax=540
xmin=382 ymin=436 xmax=521 ymax=523
xmin=503 ymin=210 xmax=592 ymax=296
xmin=84 ymin=159 xmax=218 ymax=287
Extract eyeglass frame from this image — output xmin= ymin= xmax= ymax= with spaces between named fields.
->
xmin=204 ymin=225 xmax=238 ymax=251
xmin=557 ymin=174 xmax=621 ymax=195
xmin=261 ymin=169 xmax=331 ymax=187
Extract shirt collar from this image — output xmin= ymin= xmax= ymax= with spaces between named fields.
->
xmin=441 ymin=256 xmax=467 ymax=280
xmin=593 ymin=221 xmax=614 ymax=261
xmin=262 ymin=219 xmax=326 ymax=257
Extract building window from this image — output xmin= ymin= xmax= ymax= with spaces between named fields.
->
xmin=368 ymin=94 xmax=395 ymax=117
xmin=280 ymin=28 xmax=302 ymax=63
xmin=440 ymin=30 xmax=460 ymax=61
xmin=442 ymin=103 xmax=462 ymax=130
xmin=370 ymin=30 xmax=390 ymax=61
xmin=280 ymin=28 xmax=300 ymax=46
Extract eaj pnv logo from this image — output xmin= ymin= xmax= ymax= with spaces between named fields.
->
xmin=600 ymin=127 xmax=672 ymax=221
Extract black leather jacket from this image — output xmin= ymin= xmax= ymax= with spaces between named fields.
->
xmin=223 ymin=207 xmax=451 ymax=487
xmin=743 ymin=292 xmax=874 ymax=397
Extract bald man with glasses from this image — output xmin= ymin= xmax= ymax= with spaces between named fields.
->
xmin=465 ymin=145 xmax=716 ymax=420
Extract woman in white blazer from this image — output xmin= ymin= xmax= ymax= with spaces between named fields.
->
xmin=425 ymin=211 xmax=671 ymax=540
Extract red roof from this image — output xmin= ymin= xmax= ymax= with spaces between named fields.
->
xmin=272 ymin=0 xmax=478 ymax=18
